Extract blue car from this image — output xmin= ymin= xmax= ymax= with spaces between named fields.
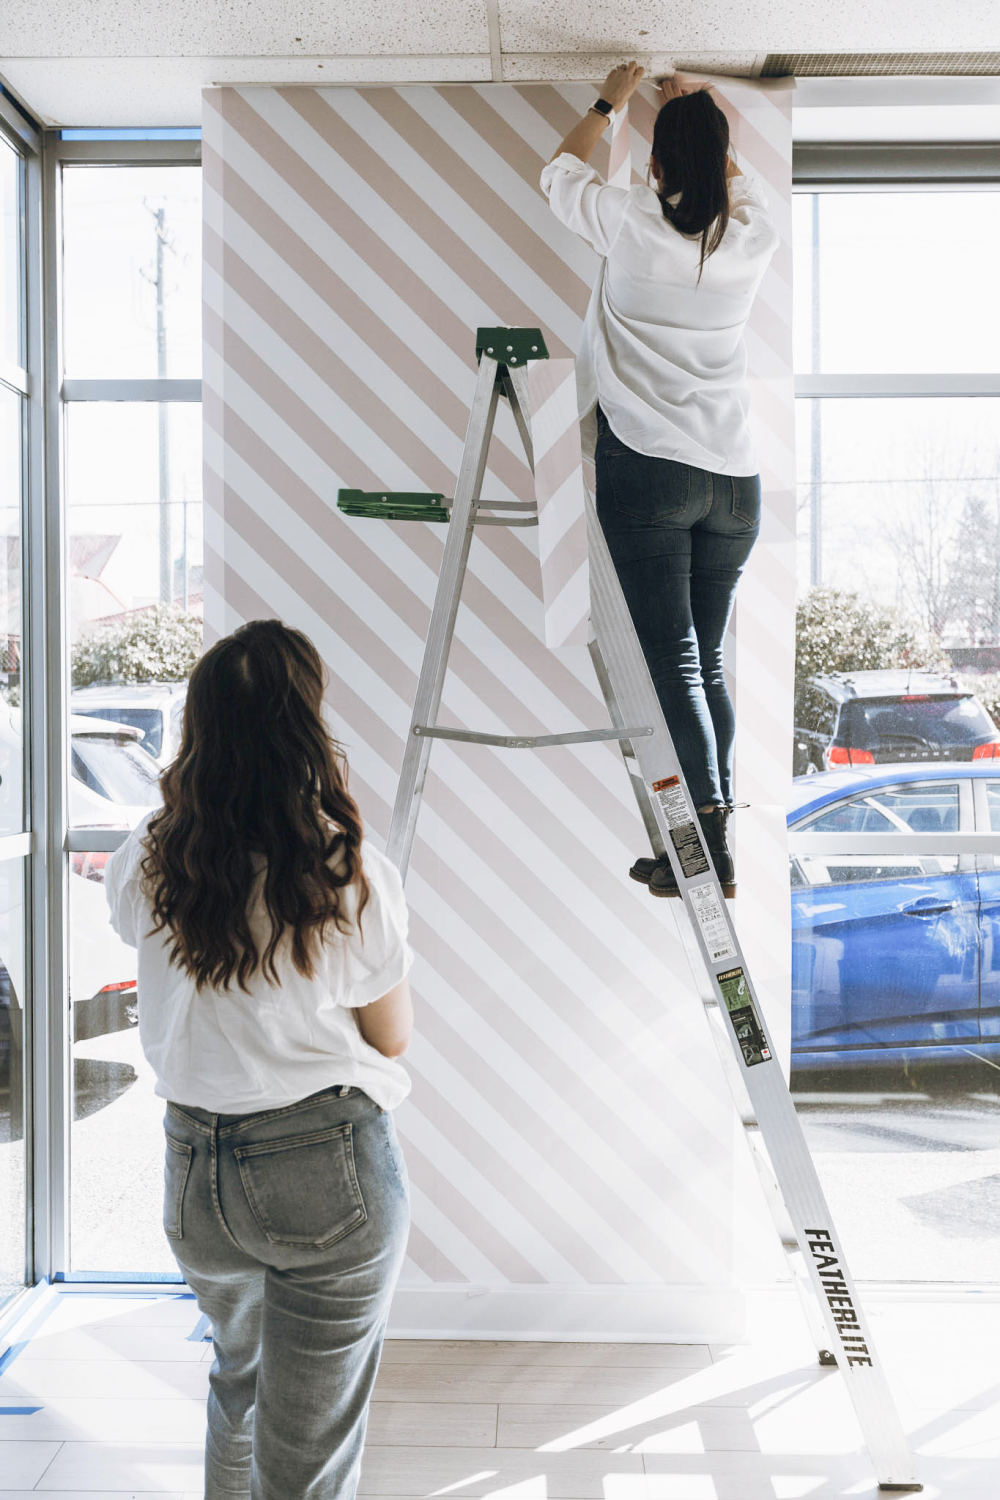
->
xmin=788 ymin=762 xmax=1000 ymax=1074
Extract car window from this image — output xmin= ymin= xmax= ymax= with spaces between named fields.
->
xmin=72 ymin=706 xmax=165 ymax=758
xmin=841 ymin=695 xmax=994 ymax=751
xmin=792 ymin=781 xmax=961 ymax=886
xmin=986 ymin=783 xmax=1000 ymax=831
xmin=798 ymin=781 xmax=960 ymax=834
xmin=72 ymin=735 xmax=160 ymax=806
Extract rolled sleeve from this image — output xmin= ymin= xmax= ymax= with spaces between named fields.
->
xmin=338 ymin=844 xmax=415 ymax=1009
xmin=729 ymin=171 xmax=776 ymax=240
xmin=540 ymin=152 xmax=629 ymax=257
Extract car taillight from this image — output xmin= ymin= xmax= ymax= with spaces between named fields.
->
xmin=826 ymin=746 xmax=875 ymax=766
xmin=70 ymin=851 xmax=110 ymax=883
xmin=973 ymin=741 xmax=1000 ymax=760
xmin=98 ymin=980 xmax=136 ymax=994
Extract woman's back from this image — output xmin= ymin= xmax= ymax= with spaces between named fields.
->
xmin=106 ymin=817 xmax=413 ymax=1114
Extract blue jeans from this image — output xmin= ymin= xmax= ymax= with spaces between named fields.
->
xmin=594 ymin=404 xmax=761 ymax=810
xmin=162 ymin=1084 xmax=410 ymax=1500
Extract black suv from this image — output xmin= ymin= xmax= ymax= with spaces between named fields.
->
xmin=793 ymin=669 xmax=1000 ymax=775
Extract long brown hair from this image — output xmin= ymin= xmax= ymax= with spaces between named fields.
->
xmin=651 ymin=90 xmax=732 ymax=286
xmin=141 ymin=619 xmax=370 ymax=993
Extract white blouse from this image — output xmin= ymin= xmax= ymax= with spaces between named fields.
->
xmin=540 ymin=152 xmax=780 ymax=476
xmin=104 ymin=815 xmax=414 ymax=1114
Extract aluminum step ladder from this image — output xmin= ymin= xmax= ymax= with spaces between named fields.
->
xmin=338 ymin=327 xmax=921 ymax=1492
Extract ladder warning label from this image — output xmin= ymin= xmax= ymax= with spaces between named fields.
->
xmin=717 ymin=966 xmax=772 ymax=1067
xmin=652 ymin=777 xmax=710 ymax=879
xmin=688 ymin=882 xmax=738 ymax=964
xmin=652 ymin=775 xmax=689 ymax=829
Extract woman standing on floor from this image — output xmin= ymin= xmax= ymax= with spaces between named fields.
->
xmin=540 ymin=62 xmax=780 ymax=898
xmin=105 ymin=619 xmax=414 ymax=1500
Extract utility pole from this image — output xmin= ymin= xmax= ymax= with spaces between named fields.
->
xmin=155 ymin=206 xmax=171 ymax=605
xmin=809 ymin=192 xmax=822 ymax=588
xmin=141 ymin=201 xmax=177 ymax=606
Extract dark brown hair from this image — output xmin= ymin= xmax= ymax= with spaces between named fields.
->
xmin=140 ymin=618 xmax=369 ymax=993
xmin=651 ymin=90 xmax=732 ymax=286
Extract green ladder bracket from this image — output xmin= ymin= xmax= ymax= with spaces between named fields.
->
xmin=337 ymin=489 xmax=449 ymax=523
xmin=475 ymin=327 xmax=549 ymax=367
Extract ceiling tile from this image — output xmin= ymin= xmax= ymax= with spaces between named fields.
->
xmin=497 ymin=0 xmax=1000 ymax=55
xmin=0 ymin=1 xmax=491 ymax=57
xmin=0 ymin=56 xmax=492 ymax=128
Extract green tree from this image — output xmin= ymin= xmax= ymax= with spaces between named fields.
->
xmin=796 ymin=587 xmax=950 ymax=680
xmin=72 ymin=606 xmax=202 ymax=688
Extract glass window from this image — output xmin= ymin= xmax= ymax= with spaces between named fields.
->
xmin=1 ymin=138 xmax=20 ymax=369
xmin=0 ymin=386 xmax=23 ymax=833
xmin=0 ymin=858 xmax=25 ymax=1311
xmin=65 ymin=401 xmax=201 ymax=825
xmin=793 ymin=190 xmax=1000 ymax=375
xmin=62 ymin=165 xmax=201 ymax=378
xmin=987 ymin=783 xmax=1000 ymax=831
xmin=69 ymin=850 xmax=174 ymax=1272
xmin=795 ymin=396 xmax=1000 ymax=612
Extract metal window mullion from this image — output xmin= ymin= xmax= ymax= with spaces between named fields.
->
xmin=54 ymin=139 xmax=200 ymax=166
xmin=795 ymin=374 xmax=1000 ymax=399
xmin=61 ymin=379 xmax=201 ymax=402
xmin=788 ymin=832 xmax=1000 ymax=854
xmin=31 ymin=132 xmax=71 ymax=1281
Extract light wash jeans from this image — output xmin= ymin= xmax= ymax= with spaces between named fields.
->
xmin=162 ymin=1083 xmax=410 ymax=1500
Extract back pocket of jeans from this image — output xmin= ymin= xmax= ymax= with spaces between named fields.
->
xmin=731 ymin=474 xmax=761 ymax=528
xmin=604 ymin=450 xmax=690 ymax=524
xmin=164 ymin=1134 xmax=193 ymax=1240
xmin=235 ymin=1124 xmax=367 ymax=1249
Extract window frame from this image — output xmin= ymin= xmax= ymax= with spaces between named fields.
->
xmin=35 ymin=131 xmax=201 ymax=1290
xmin=789 ymin=154 xmax=1000 ymax=887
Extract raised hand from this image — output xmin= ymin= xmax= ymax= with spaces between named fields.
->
xmin=599 ymin=61 xmax=646 ymax=110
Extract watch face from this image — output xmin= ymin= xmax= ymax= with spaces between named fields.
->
xmin=594 ymin=99 xmax=612 ymax=115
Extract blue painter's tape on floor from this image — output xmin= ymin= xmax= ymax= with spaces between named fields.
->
xmin=188 ymin=1313 xmax=212 ymax=1342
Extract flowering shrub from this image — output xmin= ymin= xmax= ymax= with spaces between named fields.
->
xmin=72 ymin=607 xmax=202 ymax=687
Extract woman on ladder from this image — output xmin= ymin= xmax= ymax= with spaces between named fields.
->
xmin=540 ymin=62 xmax=780 ymax=898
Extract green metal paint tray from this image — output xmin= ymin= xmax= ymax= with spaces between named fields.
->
xmin=475 ymin=327 xmax=549 ymax=366
xmin=337 ymin=489 xmax=450 ymax=523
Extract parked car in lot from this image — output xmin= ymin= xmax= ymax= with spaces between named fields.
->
xmin=71 ymin=681 xmax=187 ymax=769
xmin=792 ymin=670 xmax=999 ymax=776
xmin=789 ymin=762 xmax=1000 ymax=1075
xmin=0 ymin=711 xmax=161 ymax=1110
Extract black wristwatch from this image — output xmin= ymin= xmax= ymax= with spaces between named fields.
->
xmin=590 ymin=97 xmax=615 ymax=123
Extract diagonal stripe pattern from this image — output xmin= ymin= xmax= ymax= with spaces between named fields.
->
xmin=202 ymin=79 xmax=794 ymax=1316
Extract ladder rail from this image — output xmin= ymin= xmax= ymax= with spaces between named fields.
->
xmin=380 ymin=338 xmax=921 ymax=1492
xmin=386 ymin=356 xmax=500 ymax=877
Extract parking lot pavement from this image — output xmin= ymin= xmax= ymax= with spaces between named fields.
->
xmin=793 ymin=1075 xmax=1000 ymax=1281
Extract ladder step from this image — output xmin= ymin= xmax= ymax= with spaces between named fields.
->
xmin=413 ymin=725 xmax=653 ymax=750
xmin=337 ymin=489 xmax=449 ymax=523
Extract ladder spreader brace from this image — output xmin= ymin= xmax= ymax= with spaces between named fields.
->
xmin=337 ymin=327 xmax=921 ymax=1492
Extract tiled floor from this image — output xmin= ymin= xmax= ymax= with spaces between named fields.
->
xmin=0 ymin=1287 xmax=998 ymax=1496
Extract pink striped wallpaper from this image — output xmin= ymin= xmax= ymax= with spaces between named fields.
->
xmin=202 ymin=80 xmax=794 ymax=1335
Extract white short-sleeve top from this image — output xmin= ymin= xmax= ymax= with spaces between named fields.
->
xmin=540 ymin=152 xmax=780 ymax=476
xmin=104 ymin=813 xmax=414 ymax=1114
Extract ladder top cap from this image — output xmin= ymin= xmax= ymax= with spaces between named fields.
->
xmin=475 ymin=327 xmax=549 ymax=367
